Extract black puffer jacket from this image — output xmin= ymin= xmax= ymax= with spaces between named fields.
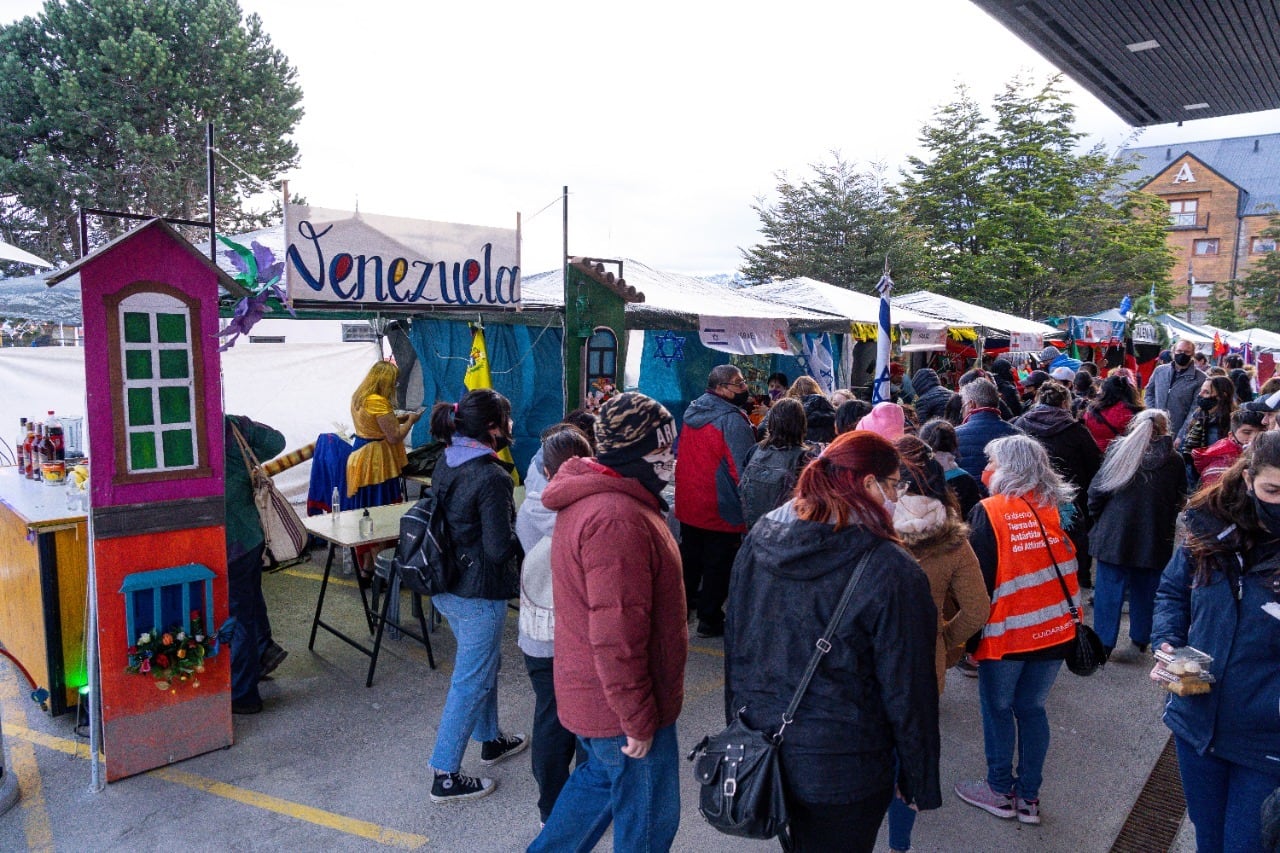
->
xmin=430 ymin=452 xmax=522 ymax=599
xmin=1087 ymin=436 xmax=1186 ymax=571
xmin=724 ymin=506 xmax=941 ymax=809
xmin=1013 ymin=405 xmax=1102 ymax=521
xmin=990 ymin=359 xmax=1025 ymax=418
xmin=912 ymin=369 xmax=953 ymax=424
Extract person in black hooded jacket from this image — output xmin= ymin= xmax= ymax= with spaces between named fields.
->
xmin=1013 ymin=381 xmax=1102 ymax=586
xmin=912 ymin=368 xmax=954 ymax=425
xmin=725 ymin=430 xmax=941 ymax=853
xmin=989 ymin=358 xmax=1025 ymax=419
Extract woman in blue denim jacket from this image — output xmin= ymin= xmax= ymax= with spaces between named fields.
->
xmin=1152 ymin=429 xmax=1280 ymax=853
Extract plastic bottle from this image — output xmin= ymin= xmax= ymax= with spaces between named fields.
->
xmin=359 ymin=508 xmax=373 ymax=539
xmin=30 ymin=423 xmax=44 ymax=479
xmin=45 ymin=411 xmax=64 ymax=461
xmin=331 ymin=487 xmax=341 ymax=524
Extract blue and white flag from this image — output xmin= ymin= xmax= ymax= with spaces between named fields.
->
xmin=872 ymin=272 xmax=894 ymax=404
xmin=798 ymin=333 xmax=836 ymax=395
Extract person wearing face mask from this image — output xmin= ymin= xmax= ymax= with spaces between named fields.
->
xmin=767 ymin=371 xmax=790 ymax=402
xmin=425 ymin=389 xmax=527 ymax=804
xmin=675 ymin=365 xmax=757 ymax=638
xmin=1151 ymin=430 xmax=1280 ymax=853
xmin=1086 ymin=410 xmax=1187 ymax=660
xmin=958 ymin=435 xmax=1079 ymax=827
xmin=1179 ymin=376 xmax=1237 ymax=453
xmin=725 ymin=431 xmax=941 ymax=852
xmin=529 ymin=393 xmax=687 ymax=852
xmin=1145 ymin=339 xmax=1208 ymax=443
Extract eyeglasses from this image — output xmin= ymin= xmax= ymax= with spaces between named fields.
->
xmin=882 ymin=477 xmax=911 ymax=498
xmin=722 ymin=379 xmax=748 ymax=389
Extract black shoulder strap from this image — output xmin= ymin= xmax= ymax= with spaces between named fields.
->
xmin=1021 ymin=498 xmax=1083 ymax=627
xmin=775 ymin=543 xmax=878 ymax=741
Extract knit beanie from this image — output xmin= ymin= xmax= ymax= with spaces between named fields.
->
xmin=856 ymin=402 xmax=905 ymax=442
xmin=892 ymin=494 xmax=949 ymax=538
xmin=1039 ymin=346 xmax=1061 ymax=364
xmin=594 ymin=392 xmax=675 ymax=466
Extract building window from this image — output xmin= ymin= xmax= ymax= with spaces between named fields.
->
xmin=1254 ymin=237 xmax=1277 ymax=254
xmin=586 ymin=327 xmax=618 ymax=386
xmin=1194 ymin=238 xmax=1220 ymax=256
xmin=1169 ymin=199 xmax=1198 ymax=228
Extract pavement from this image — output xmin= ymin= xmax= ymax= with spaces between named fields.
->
xmin=0 ymin=553 xmax=1193 ymax=852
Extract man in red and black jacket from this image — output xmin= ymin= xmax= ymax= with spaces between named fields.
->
xmin=674 ymin=364 xmax=756 ymax=638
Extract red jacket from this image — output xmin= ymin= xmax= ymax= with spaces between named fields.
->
xmin=1083 ymin=402 xmax=1136 ymax=452
xmin=1192 ymin=436 xmax=1244 ymax=487
xmin=674 ymin=392 xmax=755 ymax=532
xmin=543 ymin=457 xmax=688 ymax=740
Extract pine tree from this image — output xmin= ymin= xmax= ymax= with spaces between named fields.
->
xmin=0 ymin=0 xmax=303 ymax=268
xmin=739 ymin=155 xmax=929 ymax=291
xmin=1240 ymin=216 xmax=1280 ymax=328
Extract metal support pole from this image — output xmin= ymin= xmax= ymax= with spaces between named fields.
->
xmin=207 ymin=122 xmax=216 ymax=261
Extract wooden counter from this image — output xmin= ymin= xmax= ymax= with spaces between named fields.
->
xmin=0 ymin=467 xmax=88 ymax=715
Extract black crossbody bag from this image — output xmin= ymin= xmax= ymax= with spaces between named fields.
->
xmin=1023 ymin=499 xmax=1107 ymax=676
xmin=688 ymin=545 xmax=877 ymax=849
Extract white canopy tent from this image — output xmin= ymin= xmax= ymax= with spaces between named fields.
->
xmin=1222 ymin=327 xmax=1280 ymax=354
xmin=890 ymin=289 xmax=1059 ymax=338
xmin=743 ymin=277 xmax=950 ymax=330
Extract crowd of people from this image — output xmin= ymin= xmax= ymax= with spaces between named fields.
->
xmin=262 ymin=343 xmax=1280 ymax=851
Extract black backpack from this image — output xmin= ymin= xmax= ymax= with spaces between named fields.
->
xmin=392 ymin=486 xmax=458 ymax=596
xmin=739 ymin=446 xmax=807 ymax=529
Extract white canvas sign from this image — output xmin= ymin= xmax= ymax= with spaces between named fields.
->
xmin=1008 ymin=332 xmax=1043 ymax=352
xmin=901 ymin=325 xmax=947 ymax=352
xmin=698 ymin=316 xmax=792 ymax=355
xmin=285 ymin=205 xmax=520 ymax=309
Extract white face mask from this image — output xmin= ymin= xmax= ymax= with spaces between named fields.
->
xmin=643 ymin=446 xmax=676 ymax=484
xmin=875 ymin=479 xmax=897 ymax=517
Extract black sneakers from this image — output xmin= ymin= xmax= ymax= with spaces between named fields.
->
xmin=480 ymin=732 xmax=529 ymax=766
xmin=429 ymin=772 xmax=495 ymax=804
xmin=260 ymin=641 xmax=288 ymax=677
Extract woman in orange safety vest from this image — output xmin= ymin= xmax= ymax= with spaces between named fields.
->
xmin=954 ymin=435 xmax=1080 ymax=828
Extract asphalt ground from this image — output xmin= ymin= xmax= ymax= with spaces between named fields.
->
xmin=1 ymin=551 xmax=1192 ymax=852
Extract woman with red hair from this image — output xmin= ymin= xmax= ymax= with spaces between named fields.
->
xmin=724 ymin=431 xmax=941 ymax=852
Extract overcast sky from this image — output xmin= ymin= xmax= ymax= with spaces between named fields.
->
xmin=4 ymin=0 xmax=1278 ymax=279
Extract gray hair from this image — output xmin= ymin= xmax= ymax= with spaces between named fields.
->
xmin=960 ymin=378 xmax=999 ymax=411
xmin=707 ymin=364 xmax=741 ymax=391
xmin=985 ymin=434 xmax=1076 ymax=507
xmin=1091 ymin=409 xmax=1169 ymax=494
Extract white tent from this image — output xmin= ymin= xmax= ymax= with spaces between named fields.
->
xmin=1156 ymin=314 xmax=1217 ymax=348
xmin=890 ymin=289 xmax=1059 ymax=338
xmin=743 ymin=277 xmax=950 ymax=330
xmin=1224 ymin=327 xmax=1280 ymax=353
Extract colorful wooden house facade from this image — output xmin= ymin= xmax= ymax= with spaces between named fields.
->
xmin=49 ymin=219 xmax=244 ymax=780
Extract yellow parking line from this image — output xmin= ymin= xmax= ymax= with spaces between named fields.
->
xmin=3 ymin=721 xmax=428 ymax=850
xmin=0 ymin=667 xmax=53 ymax=851
xmin=282 ymin=567 xmax=359 ymax=588
xmin=151 ymin=767 xmax=429 ymax=849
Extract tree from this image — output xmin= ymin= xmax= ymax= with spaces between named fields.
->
xmin=1206 ymin=280 xmax=1245 ymax=330
xmin=898 ymin=77 xmax=1174 ymax=318
xmin=0 ymin=0 xmax=303 ymax=269
xmin=1239 ymin=215 xmax=1280 ymax=328
xmin=739 ymin=154 xmax=930 ymax=291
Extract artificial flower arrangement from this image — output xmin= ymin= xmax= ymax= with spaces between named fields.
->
xmin=585 ymin=377 xmax=617 ymax=412
xmin=126 ymin=611 xmax=216 ymax=690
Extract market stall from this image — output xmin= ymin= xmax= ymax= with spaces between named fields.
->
xmin=890 ymin=288 xmax=1060 ymax=359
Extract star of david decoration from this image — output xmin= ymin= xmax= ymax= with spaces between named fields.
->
xmin=653 ymin=331 xmax=686 ymax=367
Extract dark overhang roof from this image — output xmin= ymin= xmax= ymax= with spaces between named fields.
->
xmin=970 ymin=0 xmax=1280 ymax=126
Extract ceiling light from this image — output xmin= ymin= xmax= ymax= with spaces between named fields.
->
xmin=1184 ymin=103 xmax=1210 ymax=111
xmin=1126 ymin=39 xmax=1160 ymax=52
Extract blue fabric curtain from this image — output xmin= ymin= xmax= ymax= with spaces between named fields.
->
xmin=406 ymin=318 xmax=564 ymax=477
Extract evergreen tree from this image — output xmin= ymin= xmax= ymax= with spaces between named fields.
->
xmin=1240 ymin=216 xmax=1280 ymax=328
xmin=739 ymin=155 xmax=929 ymax=291
xmin=898 ymin=77 xmax=1174 ymax=318
xmin=0 ymin=0 xmax=303 ymax=268
xmin=1206 ymin=280 xmax=1245 ymax=330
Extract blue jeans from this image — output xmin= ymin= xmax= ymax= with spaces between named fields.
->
xmin=528 ymin=724 xmax=679 ymax=853
xmin=227 ymin=543 xmax=266 ymax=703
xmin=1092 ymin=560 xmax=1160 ymax=648
xmin=1176 ymin=736 xmax=1280 ymax=853
xmin=429 ymin=594 xmax=506 ymax=773
xmin=978 ymin=658 xmax=1062 ymax=802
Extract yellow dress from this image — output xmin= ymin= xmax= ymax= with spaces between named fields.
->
xmin=345 ymin=394 xmax=408 ymax=497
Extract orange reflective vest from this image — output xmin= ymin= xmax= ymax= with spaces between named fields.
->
xmin=975 ymin=494 xmax=1079 ymax=661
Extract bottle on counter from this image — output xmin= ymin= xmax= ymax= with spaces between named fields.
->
xmin=45 ymin=411 xmax=64 ymax=461
xmin=331 ymin=486 xmax=341 ymax=524
xmin=23 ymin=419 xmax=38 ymax=479
xmin=30 ymin=423 xmax=44 ymax=479
xmin=15 ymin=418 xmax=27 ymax=475
xmin=359 ymin=508 xmax=373 ymax=538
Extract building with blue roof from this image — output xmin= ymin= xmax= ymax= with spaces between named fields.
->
xmin=1117 ymin=133 xmax=1279 ymax=323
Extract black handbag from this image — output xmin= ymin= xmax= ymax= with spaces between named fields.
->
xmin=688 ymin=546 xmax=877 ymax=848
xmin=1023 ymin=500 xmax=1107 ymax=676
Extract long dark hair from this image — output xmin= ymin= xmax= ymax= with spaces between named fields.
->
xmin=1201 ymin=375 xmax=1237 ymax=435
xmin=1089 ymin=375 xmax=1141 ymax=417
xmin=760 ymin=398 xmax=807 ymax=449
xmin=429 ymin=389 xmax=511 ymax=447
xmin=1186 ymin=429 xmax=1280 ymax=585
xmin=793 ymin=431 xmax=900 ymax=540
